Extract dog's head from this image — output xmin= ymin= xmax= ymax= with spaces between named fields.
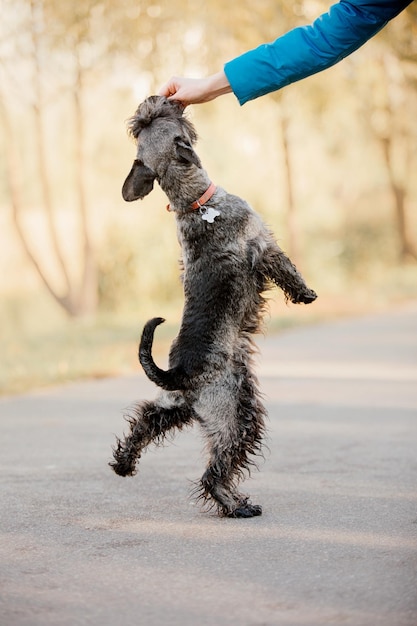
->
xmin=122 ymin=96 xmax=201 ymax=202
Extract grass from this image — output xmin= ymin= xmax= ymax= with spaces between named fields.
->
xmin=1 ymin=295 xmax=324 ymax=396
xmin=2 ymin=283 xmax=416 ymax=397
xmin=2 ymin=318 xmax=139 ymax=396
xmin=1 ymin=315 xmax=308 ymax=397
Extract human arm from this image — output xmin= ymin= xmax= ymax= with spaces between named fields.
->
xmin=224 ymin=0 xmax=413 ymax=105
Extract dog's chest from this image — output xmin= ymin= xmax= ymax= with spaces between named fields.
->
xmin=176 ymin=211 xmax=260 ymax=289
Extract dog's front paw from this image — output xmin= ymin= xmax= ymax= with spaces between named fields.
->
xmin=228 ymin=503 xmax=262 ymax=518
xmin=293 ymin=289 xmax=317 ymax=305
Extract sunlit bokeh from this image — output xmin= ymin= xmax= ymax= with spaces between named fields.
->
xmin=1 ymin=0 xmax=416 ymax=394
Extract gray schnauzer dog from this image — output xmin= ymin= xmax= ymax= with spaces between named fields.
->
xmin=110 ymin=95 xmax=317 ymax=518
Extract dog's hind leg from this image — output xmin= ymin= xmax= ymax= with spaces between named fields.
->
xmin=199 ymin=445 xmax=263 ymax=518
xmin=195 ymin=370 xmax=266 ymax=518
xmin=110 ymin=391 xmax=193 ymax=477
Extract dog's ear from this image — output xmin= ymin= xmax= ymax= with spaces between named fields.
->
xmin=122 ymin=160 xmax=156 ymax=201
xmin=174 ymin=137 xmax=201 ymax=168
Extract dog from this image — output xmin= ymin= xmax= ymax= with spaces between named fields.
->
xmin=110 ymin=96 xmax=317 ymax=517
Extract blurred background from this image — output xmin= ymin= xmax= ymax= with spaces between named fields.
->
xmin=1 ymin=0 xmax=416 ymax=394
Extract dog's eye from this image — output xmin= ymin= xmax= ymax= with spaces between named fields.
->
xmin=174 ymin=136 xmax=190 ymax=147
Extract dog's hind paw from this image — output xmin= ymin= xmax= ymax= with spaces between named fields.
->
xmin=228 ymin=503 xmax=262 ymax=518
xmin=108 ymin=459 xmax=137 ymax=477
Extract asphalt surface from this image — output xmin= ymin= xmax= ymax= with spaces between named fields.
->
xmin=1 ymin=304 xmax=416 ymax=626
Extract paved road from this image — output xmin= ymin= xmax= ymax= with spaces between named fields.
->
xmin=1 ymin=305 xmax=416 ymax=626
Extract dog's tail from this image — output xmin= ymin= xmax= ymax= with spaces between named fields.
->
xmin=139 ymin=317 xmax=187 ymax=391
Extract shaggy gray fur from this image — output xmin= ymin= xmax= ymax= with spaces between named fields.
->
xmin=110 ymin=96 xmax=317 ymax=518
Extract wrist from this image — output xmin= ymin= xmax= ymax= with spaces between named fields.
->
xmin=206 ymin=71 xmax=232 ymax=100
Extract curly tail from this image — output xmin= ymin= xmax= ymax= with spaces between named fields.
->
xmin=139 ymin=317 xmax=187 ymax=391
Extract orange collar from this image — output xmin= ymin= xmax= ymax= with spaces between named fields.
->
xmin=190 ymin=182 xmax=217 ymax=210
xmin=167 ymin=182 xmax=216 ymax=212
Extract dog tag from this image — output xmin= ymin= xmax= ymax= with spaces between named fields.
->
xmin=200 ymin=207 xmax=220 ymax=223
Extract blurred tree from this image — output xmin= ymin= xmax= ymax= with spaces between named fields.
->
xmin=0 ymin=0 xmax=196 ymax=318
xmin=0 ymin=0 xmax=416 ymax=324
xmin=377 ymin=54 xmax=417 ymax=261
xmin=357 ymin=5 xmax=417 ymax=262
xmin=0 ymin=0 xmax=99 ymax=317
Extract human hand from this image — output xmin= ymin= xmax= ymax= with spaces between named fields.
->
xmin=158 ymin=72 xmax=232 ymax=107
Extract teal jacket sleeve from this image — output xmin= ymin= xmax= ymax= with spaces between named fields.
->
xmin=224 ymin=0 xmax=412 ymax=105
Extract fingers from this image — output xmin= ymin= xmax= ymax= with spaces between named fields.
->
xmin=158 ymin=76 xmax=211 ymax=107
xmin=158 ymin=76 xmax=182 ymax=99
xmin=158 ymin=76 xmax=190 ymax=106
xmin=158 ymin=73 xmax=232 ymax=107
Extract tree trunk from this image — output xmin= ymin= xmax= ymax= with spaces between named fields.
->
xmin=73 ymin=50 xmax=98 ymax=317
xmin=0 ymin=96 xmax=75 ymax=311
xmin=274 ymin=95 xmax=301 ymax=267
xmin=380 ymin=136 xmax=417 ymax=262
xmin=375 ymin=54 xmax=416 ymax=262
xmin=30 ymin=0 xmax=74 ymax=298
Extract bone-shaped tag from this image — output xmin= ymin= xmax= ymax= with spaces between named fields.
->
xmin=200 ymin=207 xmax=221 ymax=223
